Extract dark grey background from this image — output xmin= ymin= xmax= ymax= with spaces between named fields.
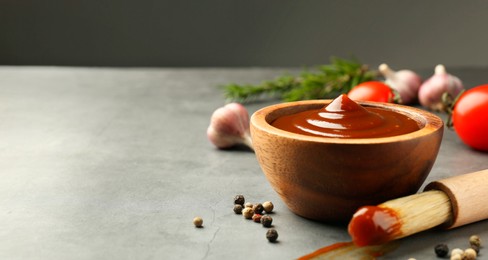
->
xmin=1 ymin=0 xmax=487 ymax=69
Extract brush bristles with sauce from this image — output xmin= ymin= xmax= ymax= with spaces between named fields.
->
xmin=348 ymin=169 xmax=488 ymax=247
xmin=348 ymin=190 xmax=451 ymax=246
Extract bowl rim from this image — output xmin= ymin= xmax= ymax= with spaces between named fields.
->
xmin=250 ymin=99 xmax=444 ymax=144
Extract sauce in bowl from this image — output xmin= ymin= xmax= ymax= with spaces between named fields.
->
xmin=271 ymin=94 xmax=420 ymax=138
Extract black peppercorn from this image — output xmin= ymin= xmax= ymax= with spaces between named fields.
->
xmin=261 ymin=215 xmax=273 ymax=227
xmin=434 ymin=244 xmax=449 ymax=257
xmin=252 ymin=203 xmax=264 ymax=215
xmin=233 ymin=204 xmax=243 ymax=214
xmin=266 ymin=229 xmax=278 ymax=242
xmin=234 ymin=195 xmax=245 ymax=206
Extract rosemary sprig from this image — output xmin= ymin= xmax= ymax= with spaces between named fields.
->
xmin=222 ymin=57 xmax=379 ymax=103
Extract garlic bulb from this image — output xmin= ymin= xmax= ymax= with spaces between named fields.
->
xmin=418 ymin=64 xmax=464 ymax=111
xmin=207 ymin=103 xmax=253 ymax=150
xmin=379 ymin=63 xmax=422 ymax=105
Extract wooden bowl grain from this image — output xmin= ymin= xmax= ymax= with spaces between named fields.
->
xmin=250 ymin=100 xmax=444 ymax=223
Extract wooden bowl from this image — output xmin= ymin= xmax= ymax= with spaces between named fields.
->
xmin=250 ymin=100 xmax=444 ymax=223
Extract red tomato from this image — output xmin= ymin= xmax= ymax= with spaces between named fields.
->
xmin=347 ymin=81 xmax=394 ymax=103
xmin=452 ymin=84 xmax=488 ymax=151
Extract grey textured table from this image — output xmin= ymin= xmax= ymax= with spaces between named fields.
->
xmin=0 ymin=66 xmax=487 ymax=259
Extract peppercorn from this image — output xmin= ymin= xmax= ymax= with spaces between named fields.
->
xmin=435 ymin=244 xmax=449 ymax=257
xmin=193 ymin=216 xmax=203 ymax=228
xmin=470 ymin=244 xmax=480 ymax=254
xmin=252 ymin=203 xmax=264 ymax=214
xmin=469 ymin=235 xmax=481 ymax=248
xmin=451 ymin=248 xmax=464 ymax=257
xmin=234 ymin=195 xmax=245 ymax=206
xmin=450 ymin=254 xmax=462 ymax=260
xmin=261 ymin=215 xmax=273 ymax=228
xmin=242 ymin=207 xmax=253 ymax=219
xmin=263 ymin=201 xmax=274 ymax=213
xmin=463 ymin=248 xmax=477 ymax=260
xmin=266 ymin=228 xmax=278 ymax=242
xmin=252 ymin=214 xmax=262 ymax=223
xmin=244 ymin=202 xmax=253 ymax=208
xmin=233 ymin=204 xmax=243 ymax=214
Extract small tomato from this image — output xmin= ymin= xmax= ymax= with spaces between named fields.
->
xmin=451 ymin=84 xmax=488 ymax=151
xmin=348 ymin=81 xmax=395 ymax=103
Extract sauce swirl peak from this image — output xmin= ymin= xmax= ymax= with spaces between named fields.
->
xmin=271 ymin=94 xmax=420 ymax=138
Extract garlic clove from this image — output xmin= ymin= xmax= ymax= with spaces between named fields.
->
xmin=207 ymin=103 xmax=253 ymax=150
xmin=418 ymin=64 xmax=464 ymax=111
xmin=379 ymin=63 xmax=422 ymax=105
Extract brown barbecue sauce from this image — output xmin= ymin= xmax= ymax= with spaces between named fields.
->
xmin=271 ymin=94 xmax=420 ymax=138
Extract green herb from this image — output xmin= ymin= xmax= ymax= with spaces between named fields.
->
xmin=222 ymin=57 xmax=378 ymax=103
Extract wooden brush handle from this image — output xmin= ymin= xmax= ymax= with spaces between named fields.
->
xmin=425 ymin=169 xmax=488 ymax=229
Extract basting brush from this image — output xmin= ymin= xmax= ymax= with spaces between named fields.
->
xmin=348 ymin=169 xmax=488 ymax=247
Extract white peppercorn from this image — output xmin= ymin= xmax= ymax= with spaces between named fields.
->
xmin=469 ymin=235 xmax=481 ymax=248
xmin=450 ymin=254 xmax=462 ymax=260
xmin=242 ymin=207 xmax=253 ymax=219
xmin=463 ymin=248 xmax=477 ymax=260
xmin=452 ymin=248 xmax=464 ymax=256
xmin=263 ymin=201 xmax=274 ymax=213
xmin=470 ymin=244 xmax=480 ymax=254
xmin=193 ymin=216 xmax=203 ymax=228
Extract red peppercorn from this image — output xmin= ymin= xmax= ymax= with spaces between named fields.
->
xmin=252 ymin=214 xmax=262 ymax=223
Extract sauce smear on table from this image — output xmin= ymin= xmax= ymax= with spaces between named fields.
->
xmin=271 ymin=94 xmax=420 ymax=138
xmin=298 ymin=240 xmax=398 ymax=259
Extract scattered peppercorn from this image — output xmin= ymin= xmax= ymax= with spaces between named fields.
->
xmin=469 ymin=235 xmax=481 ymax=248
xmin=450 ymin=254 xmax=462 ymax=260
xmin=451 ymin=248 xmax=464 ymax=257
xmin=234 ymin=195 xmax=245 ymax=206
xmin=233 ymin=204 xmax=243 ymax=214
xmin=263 ymin=201 xmax=274 ymax=213
xmin=435 ymin=244 xmax=449 ymax=257
xmin=463 ymin=248 xmax=477 ymax=260
xmin=252 ymin=203 xmax=264 ymax=215
xmin=242 ymin=207 xmax=254 ymax=219
xmin=193 ymin=216 xmax=203 ymax=228
xmin=266 ymin=229 xmax=278 ymax=242
xmin=252 ymin=214 xmax=262 ymax=223
xmin=261 ymin=215 xmax=273 ymax=228
xmin=470 ymin=244 xmax=480 ymax=254
xmin=244 ymin=202 xmax=253 ymax=208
